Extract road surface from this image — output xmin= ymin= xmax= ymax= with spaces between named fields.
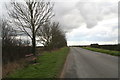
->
xmin=61 ymin=47 xmax=118 ymax=78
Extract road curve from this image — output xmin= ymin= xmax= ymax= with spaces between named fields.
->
xmin=60 ymin=47 xmax=118 ymax=78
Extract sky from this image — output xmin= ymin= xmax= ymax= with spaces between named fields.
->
xmin=0 ymin=0 xmax=119 ymax=46
xmin=53 ymin=0 xmax=119 ymax=46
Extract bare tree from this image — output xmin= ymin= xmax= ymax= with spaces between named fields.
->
xmin=50 ymin=22 xmax=67 ymax=49
xmin=37 ymin=22 xmax=67 ymax=50
xmin=7 ymin=0 xmax=54 ymax=56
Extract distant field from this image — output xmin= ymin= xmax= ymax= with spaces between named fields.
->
xmin=82 ymin=47 xmax=120 ymax=56
xmin=7 ymin=47 xmax=69 ymax=78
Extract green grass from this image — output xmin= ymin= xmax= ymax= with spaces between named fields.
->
xmin=82 ymin=47 xmax=120 ymax=56
xmin=7 ymin=47 xmax=69 ymax=78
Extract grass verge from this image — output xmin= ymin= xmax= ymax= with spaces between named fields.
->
xmin=7 ymin=47 xmax=69 ymax=78
xmin=82 ymin=47 xmax=120 ymax=56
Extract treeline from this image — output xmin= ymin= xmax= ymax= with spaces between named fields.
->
xmin=2 ymin=21 xmax=67 ymax=64
xmin=90 ymin=44 xmax=120 ymax=51
xmin=2 ymin=0 xmax=67 ymax=64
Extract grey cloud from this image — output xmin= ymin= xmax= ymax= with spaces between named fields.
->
xmin=53 ymin=1 xmax=118 ymax=32
xmin=53 ymin=2 xmax=82 ymax=32
xmin=76 ymin=2 xmax=117 ymax=28
xmin=76 ymin=2 xmax=102 ymax=28
xmin=66 ymin=20 xmax=118 ymax=44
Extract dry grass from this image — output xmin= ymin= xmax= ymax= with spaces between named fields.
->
xmin=2 ymin=48 xmax=42 ymax=78
xmin=2 ymin=59 xmax=26 ymax=78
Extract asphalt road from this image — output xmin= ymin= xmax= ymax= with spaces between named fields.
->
xmin=61 ymin=47 xmax=118 ymax=78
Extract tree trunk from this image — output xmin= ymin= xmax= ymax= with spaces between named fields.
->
xmin=32 ymin=36 xmax=36 ymax=56
xmin=32 ymin=34 xmax=36 ymax=63
xmin=32 ymin=24 xmax=36 ymax=63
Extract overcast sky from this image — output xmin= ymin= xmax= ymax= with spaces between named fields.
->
xmin=0 ymin=0 xmax=119 ymax=46
xmin=53 ymin=0 xmax=119 ymax=46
